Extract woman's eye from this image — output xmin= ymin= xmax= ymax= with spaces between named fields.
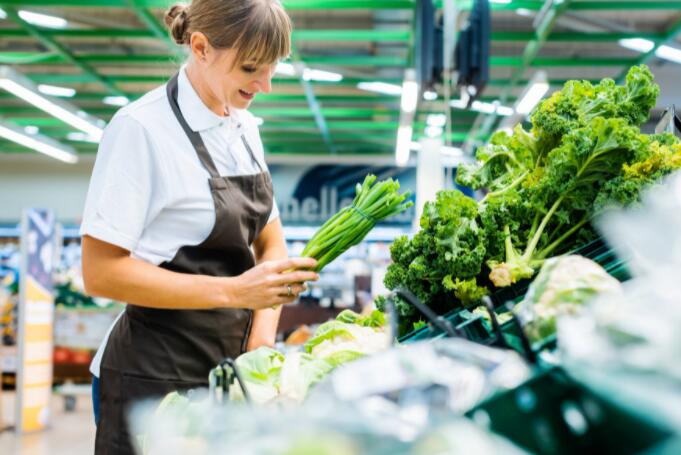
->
xmin=242 ymin=66 xmax=257 ymax=73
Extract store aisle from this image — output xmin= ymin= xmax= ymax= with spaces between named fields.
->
xmin=0 ymin=392 xmax=95 ymax=455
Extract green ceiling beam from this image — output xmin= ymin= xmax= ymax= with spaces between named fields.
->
xmin=25 ymin=72 xmax=403 ymax=87
xmin=491 ymin=56 xmax=640 ymax=67
xmin=0 ymin=0 xmax=415 ymax=9
xmin=569 ymin=2 xmax=681 ymax=10
xmin=293 ymin=29 xmax=411 ymax=42
xmin=491 ymin=31 xmax=668 ymax=43
xmin=297 ymin=55 xmax=407 ymax=67
xmin=442 ymin=1 xmax=681 ymax=10
xmin=3 ymin=52 xmax=404 ymax=67
xmin=0 ymin=106 xmax=399 ymax=118
xmin=0 ymin=91 xmax=401 ymax=105
xmin=0 ymin=28 xmax=154 ymax=38
xmin=6 ymin=52 xmax=635 ymax=68
xmin=2 ymin=7 xmax=126 ymax=97
xmin=488 ymin=78 xmax=601 ymax=87
xmin=0 ymin=28 xmax=412 ymax=43
xmin=615 ymin=15 xmax=681 ymax=83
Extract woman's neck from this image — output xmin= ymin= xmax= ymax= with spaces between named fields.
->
xmin=184 ymin=62 xmax=229 ymax=117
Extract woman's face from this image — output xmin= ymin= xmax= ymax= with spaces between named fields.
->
xmin=202 ymin=47 xmax=277 ymax=111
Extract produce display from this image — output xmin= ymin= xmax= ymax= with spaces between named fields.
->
xmin=512 ymin=255 xmax=622 ymax=343
xmin=229 ymin=310 xmax=388 ymax=404
xmin=301 ymin=174 xmax=412 ymax=272
xmin=378 ymin=65 xmax=681 ymax=334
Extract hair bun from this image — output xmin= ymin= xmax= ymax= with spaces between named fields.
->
xmin=165 ymin=3 xmax=190 ymax=45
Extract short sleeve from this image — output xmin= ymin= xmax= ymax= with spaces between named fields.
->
xmin=268 ymin=195 xmax=280 ymax=224
xmin=80 ymin=114 xmax=165 ymax=251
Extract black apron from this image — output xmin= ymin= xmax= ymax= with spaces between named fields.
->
xmin=95 ymin=73 xmax=274 ymax=455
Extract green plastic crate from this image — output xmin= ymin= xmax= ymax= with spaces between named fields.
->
xmin=467 ymin=368 xmax=676 ymax=455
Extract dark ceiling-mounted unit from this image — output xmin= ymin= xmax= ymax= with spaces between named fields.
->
xmin=454 ymin=0 xmax=490 ymax=101
xmin=415 ymin=0 xmax=443 ymax=92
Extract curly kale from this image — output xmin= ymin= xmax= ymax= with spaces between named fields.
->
xmin=595 ymin=137 xmax=681 ymax=211
xmin=531 ymin=65 xmax=659 ymax=145
xmin=488 ymin=118 xmax=648 ymax=286
xmin=382 ymin=190 xmax=488 ymax=326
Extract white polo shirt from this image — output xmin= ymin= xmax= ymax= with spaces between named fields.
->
xmin=82 ymin=66 xmax=278 ymax=376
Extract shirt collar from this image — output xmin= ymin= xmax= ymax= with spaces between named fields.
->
xmin=177 ymin=65 xmax=242 ymax=133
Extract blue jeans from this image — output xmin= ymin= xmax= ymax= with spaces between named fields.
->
xmin=92 ymin=375 xmax=100 ymax=425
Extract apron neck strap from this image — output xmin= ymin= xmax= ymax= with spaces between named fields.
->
xmin=240 ymin=135 xmax=264 ymax=173
xmin=166 ymin=73 xmax=220 ymax=179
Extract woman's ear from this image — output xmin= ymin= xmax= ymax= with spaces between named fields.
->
xmin=189 ymin=31 xmax=211 ymax=63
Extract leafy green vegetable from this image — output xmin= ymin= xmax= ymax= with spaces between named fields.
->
xmin=381 ymin=65 xmax=681 ymax=334
xmin=487 ymin=117 xmax=647 ymax=286
xmin=335 ymin=309 xmax=385 ymax=327
xmin=301 ymin=174 xmax=412 ymax=272
xmin=514 ymin=255 xmax=622 ymax=343
xmin=380 ymin=190 xmax=488 ymax=327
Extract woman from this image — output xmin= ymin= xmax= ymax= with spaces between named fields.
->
xmin=80 ymin=1 xmax=317 ymax=453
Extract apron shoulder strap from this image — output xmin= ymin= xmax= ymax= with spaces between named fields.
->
xmin=166 ymin=73 xmax=220 ymax=179
xmin=240 ymin=135 xmax=265 ymax=173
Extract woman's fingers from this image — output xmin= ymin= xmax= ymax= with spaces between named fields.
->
xmin=276 ymin=283 xmax=307 ymax=297
xmin=270 ymin=257 xmax=318 ymax=273
xmin=272 ymin=270 xmax=319 ymax=285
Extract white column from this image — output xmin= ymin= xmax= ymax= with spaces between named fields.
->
xmin=414 ymin=137 xmax=445 ymax=231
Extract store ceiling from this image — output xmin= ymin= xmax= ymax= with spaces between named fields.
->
xmin=0 ymin=0 xmax=680 ymax=159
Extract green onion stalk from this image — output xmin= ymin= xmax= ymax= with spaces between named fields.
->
xmin=301 ymin=175 xmax=413 ymax=272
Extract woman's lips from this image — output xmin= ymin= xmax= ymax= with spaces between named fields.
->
xmin=239 ymin=89 xmax=255 ymax=100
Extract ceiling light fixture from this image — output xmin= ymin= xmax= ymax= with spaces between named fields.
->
xmin=423 ymin=90 xmax=438 ymax=101
xmin=38 ymin=84 xmax=76 ymax=98
xmin=0 ymin=120 xmax=78 ymax=163
xmin=396 ymin=69 xmax=418 ymax=166
xmin=17 ymin=10 xmax=67 ymax=29
xmin=619 ymin=37 xmax=681 ymax=65
xmin=102 ymin=95 xmax=130 ymax=107
xmin=515 ymin=71 xmax=550 ymax=115
xmin=357 ymin=81 xmax=403 ymax=96
xmin=0 ymin=66 xmax=104 ymax=141
xmin=302 ymin=68 xmax=343 ymax=82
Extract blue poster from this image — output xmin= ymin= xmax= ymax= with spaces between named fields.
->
xmin=269 ymin=164 xmax=417 ymax=226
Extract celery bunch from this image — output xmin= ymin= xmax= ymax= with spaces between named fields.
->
xmin=302 ymin=175 xmax=412 ymax=272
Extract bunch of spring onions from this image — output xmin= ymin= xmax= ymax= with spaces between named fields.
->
xmin=302 ymin=175 xmax=413 ymax=272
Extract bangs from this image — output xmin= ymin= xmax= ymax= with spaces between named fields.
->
xmin=233 ymin=2 xmax=292 ymax=66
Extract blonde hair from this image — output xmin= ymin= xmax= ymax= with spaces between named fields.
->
xmin=164 ymin=0 xmax=292 ymax=66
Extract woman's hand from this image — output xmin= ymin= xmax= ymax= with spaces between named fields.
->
xmin=230 ymin=257 xmax=319 ymax=310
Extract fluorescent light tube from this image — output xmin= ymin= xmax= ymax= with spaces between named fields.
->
xmin=66 ymin=132 xmax=99 ymax=143
xmin=620 ymin=37 xmax=681 ymax=65
xmin=18 ymin=10 xmax=67 ymax=29
xmin=619 ymin=38 xmax=655 ymax=53
xmin=357 ymin=81 xmax=402 ymax=96
xmin=423 ymin=90 xmax=438 ymax=101
xmin=515 ymin=82 xmax=550 ymax=115
xmin=38 ymin=84 xmax=76 ymax=98
xmin=0 ymin=121 xmax=77 ymax=163
xmin=426 ymin=114 xmax=447 ymax=128
xmin=0 ymin=66 xmax=104 ymax=140
xmin=275 ymin=62 xmax=296 ymax=76
xmin=102 ymin=96 xmax=130 ymax=106
xmin=395 ymin=125 xmax=413 ymax=166
xmin=451 ymin=99 xmax=514 ymax=116
xmin=302 ymin=68 xmax=343 ymax=82
xmin=400 ymin=80 xmax=418 ymax=113
xmin=656 ymin=45 xmax=681 ymax=64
